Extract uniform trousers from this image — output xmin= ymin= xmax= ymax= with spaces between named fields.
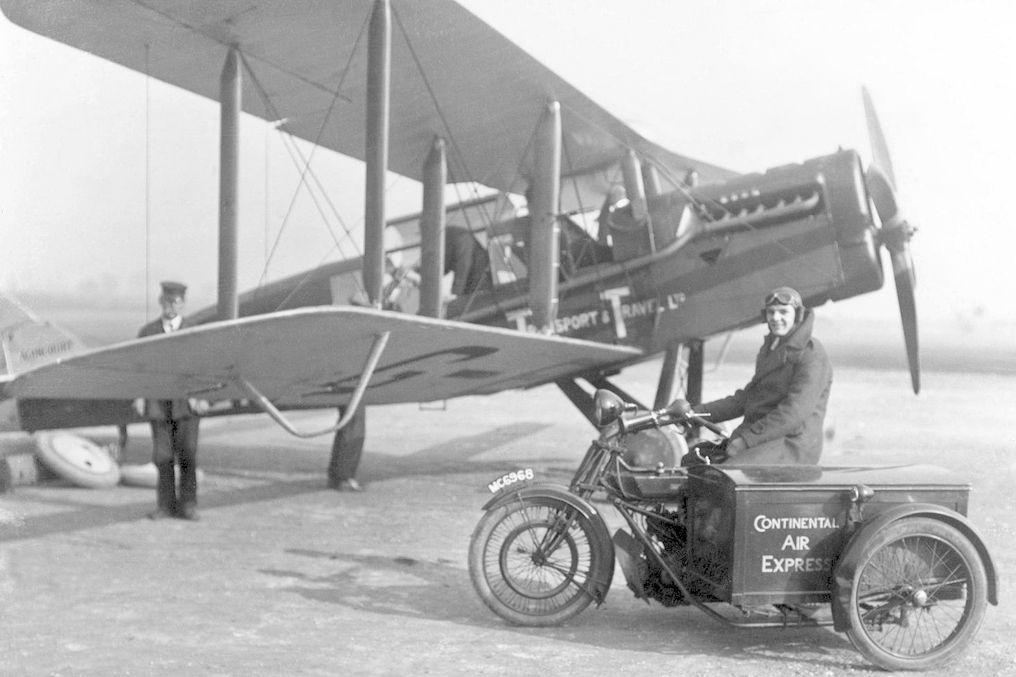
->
xmin=327 ymin=407 xmax=365 ymax=486
xmin=150 ymin=416 xmax=200 ymax=512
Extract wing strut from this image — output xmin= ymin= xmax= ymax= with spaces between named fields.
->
xmin=653 ymin=342 xmax=681 ymax=409
xmin=234 ymin=331 xmax=391 ymax=438
xmin=363 ymin=0 xmax=391 ymax=307
xmin=528 ymin=101 xmax=562 ymax=330
xmin=218 ymin=46 xmax=240 ymax=321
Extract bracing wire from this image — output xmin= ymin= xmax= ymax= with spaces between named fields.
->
xmin=236 ymin=17 xmax=374 ymax=309
xmin=144 ymin=42 xmax=151 ymax=320
xmin=237 ymin=42 xmax=365 ymax=270
xmin=263 ymin=114 xmax=269 ymax=274
xmin=240 ymin=39 xmax=411 ymax=312
xmin=391 ymin=5 xmax=499 ymax=225
xmin=127 ymin=0 xmax=839 ymax=323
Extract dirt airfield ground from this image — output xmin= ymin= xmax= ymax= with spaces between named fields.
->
xmin=1 ymin=340 xmax=1015 ymax=676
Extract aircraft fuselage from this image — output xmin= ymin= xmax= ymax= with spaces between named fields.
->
xmin=454 ymin=149 xmax=883 ymax=360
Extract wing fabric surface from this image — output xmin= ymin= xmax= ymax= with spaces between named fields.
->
xmin=5 ymin=307 xmax=642 ymax=407
xmin=0 ymin=0 xmax=734 ymax=206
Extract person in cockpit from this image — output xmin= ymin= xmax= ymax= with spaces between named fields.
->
xmin=445 ymin=224 xmax=491 ymax=297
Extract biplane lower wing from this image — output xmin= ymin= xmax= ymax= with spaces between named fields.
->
xmin=4 ymin=307 xmax=642 ymax=409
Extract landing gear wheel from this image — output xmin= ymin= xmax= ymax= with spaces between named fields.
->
xmin=34 ymin=432 xmax=120 ymax=489
xmin=846 ymin=517 xmax=988 ymax=671
xmin=469 ymin=496 xmax=610 ymax=626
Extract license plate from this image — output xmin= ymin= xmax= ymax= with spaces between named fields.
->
xmin=486 ymin=468 xmax=535 ymax=494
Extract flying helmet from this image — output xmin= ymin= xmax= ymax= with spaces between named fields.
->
xmin=762 ymin=286 xmax=804 ymax=323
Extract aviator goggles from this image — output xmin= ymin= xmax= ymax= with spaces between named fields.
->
xmin=764 ymin=289 xmax=801 ymax=307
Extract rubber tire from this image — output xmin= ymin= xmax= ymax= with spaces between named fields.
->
xmin=468 ymin=495 xmax=611 ymax=627
xmin=845 ymin=517 xmax=988 ymax=671
xmin=34 ymin=432 xmax=120 ymax=489
xmin=119 ymin=462 xmax=205 ymax=488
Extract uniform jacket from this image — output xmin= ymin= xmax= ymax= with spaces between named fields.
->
xmin=137 ymin=316 xmax=195 ymax=421
xmin=697 ymin=309 xmax=832 ymax=464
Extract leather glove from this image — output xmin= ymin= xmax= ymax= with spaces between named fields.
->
xmin=725 ymin=437 xmax=748 ymax=459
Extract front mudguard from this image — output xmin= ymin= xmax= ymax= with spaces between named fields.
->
xmin=483 ymin=483 xmax=615 ymax=606
xmin=830 ymin=502 xmax=999 ymax=632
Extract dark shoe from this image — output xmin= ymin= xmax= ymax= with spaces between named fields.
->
xmin=148 ymin=507 xmax=175 ymax=520
xmin=331 ymin=478 xmax=363 ymax=492
xmin=177 ymin=503 xmax=200 ymax=521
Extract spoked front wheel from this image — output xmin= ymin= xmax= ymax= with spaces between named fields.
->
xmin=468 ymin=495 xmax=612 ymax=626
xmin=846 ymin=517 xmax=988 ymax=671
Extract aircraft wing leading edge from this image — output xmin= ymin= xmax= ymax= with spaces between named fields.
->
xmin=0 ymin=0 xmax=735 ymax=209
xmin=4 ymin=307 xmax=643 ymax=408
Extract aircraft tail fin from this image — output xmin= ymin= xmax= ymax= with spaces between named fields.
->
xmin=0 ymin=294 xmax=87 ymax=378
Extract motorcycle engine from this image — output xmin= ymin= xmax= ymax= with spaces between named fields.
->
xmin=687 ymin=489 xmax=733 ymax=591
xmin=641 ymin=509 xmax=689 ymax=607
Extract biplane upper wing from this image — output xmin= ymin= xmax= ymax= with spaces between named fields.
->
xmin=0 ymin=0 xmax=734 ymax=206
xmin=4 ymin=307 xmax=642 ymax=407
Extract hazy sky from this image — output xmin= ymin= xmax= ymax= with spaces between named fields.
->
xmin=1 ymin=0 xmax=1014 ymax=326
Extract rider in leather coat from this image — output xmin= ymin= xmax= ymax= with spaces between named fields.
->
xmin=693 ymin=287 xmax=833 ymax=464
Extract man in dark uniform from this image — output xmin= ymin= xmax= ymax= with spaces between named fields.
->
xmin=136 ymin=281 xmax=202 ymax=519
xmin=693 ymin=286 xmax=833 ymax=464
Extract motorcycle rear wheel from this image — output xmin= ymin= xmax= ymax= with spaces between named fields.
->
xmin=469 ymin=496 xmax=610 ymax=626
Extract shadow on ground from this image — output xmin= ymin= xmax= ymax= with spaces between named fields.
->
xmin=266 ymin=548 xmax=864 ymax=671
xmin=0 ymin=421 xmax=557 ymax=542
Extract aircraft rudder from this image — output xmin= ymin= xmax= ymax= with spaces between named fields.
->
xmin=0 ymin=293 xmax=87 ymax=376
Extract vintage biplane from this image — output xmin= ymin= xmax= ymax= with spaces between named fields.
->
xmin=0 ymin=1 xmax=918 ymax=448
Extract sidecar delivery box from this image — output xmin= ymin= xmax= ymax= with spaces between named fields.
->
xmin=683 ymin=464 xmax=970 ymax=606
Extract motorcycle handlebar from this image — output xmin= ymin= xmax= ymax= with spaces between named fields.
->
xmin=687 ymin=413 xmax=727 ymax=437
xmin=618 ymin=410 xmax=670 ymax=434
xmin=619 ymin=407 xmax=727 ymax=439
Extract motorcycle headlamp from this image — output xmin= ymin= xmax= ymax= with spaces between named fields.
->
xmin=593 ymin=389 xmax=626 ymax=427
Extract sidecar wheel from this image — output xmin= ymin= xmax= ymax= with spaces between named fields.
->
xmin=845 ymin=517 xmax=988 ymax=671
xmin=469 ymin=496 xmax=610 ymax=626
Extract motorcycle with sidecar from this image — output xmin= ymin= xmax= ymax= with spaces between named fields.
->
xmin=468 ymin=390 xmax=998 ymax=671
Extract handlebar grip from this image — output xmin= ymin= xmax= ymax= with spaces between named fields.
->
xmin=688 ymin=413 xmax=726 ymax=437
xmin=619 ymin=409 xmax=686 ymax=435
